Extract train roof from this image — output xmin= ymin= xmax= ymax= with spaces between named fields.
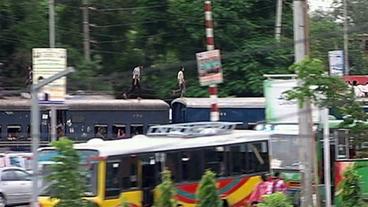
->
xmin=60 ymin=129 xmax=271 ymax=157
xmin=0 ymin=99 xmax=169 ymax=111
xmin=171 ymin=97 xmax=265 ymax=108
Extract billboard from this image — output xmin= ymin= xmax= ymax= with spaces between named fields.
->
xmin=32 ymin=48 xmax=67 ymax=103
xmin=264 ymin=79 xmax=319 ymax=123
xmin=196 ymin=49 xmax=223 ymax=86
xmin=328 ymin=50 xmax=344 ymax=76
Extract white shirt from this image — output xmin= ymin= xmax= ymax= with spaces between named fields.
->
xmin=177 ymin=70 xmax=184 ymax=84
xmin=132 ymin=67 xmax=140 ymax=79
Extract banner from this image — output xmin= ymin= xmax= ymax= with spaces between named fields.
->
xmin=328 ymin=50 xmax=344 ymax=76
xmin=32 ymin=48 xmax=67 ymax=103
xmin=196 ymin=50 xmax=223 ymax=86
xmin=264 ymin=79 xmax=319 ymax=123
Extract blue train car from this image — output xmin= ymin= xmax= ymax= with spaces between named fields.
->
xmin=65 ymin=99 xmax=169 ymax=140
xmin=0 ymin=98 xmax=170 ymax=146
xmin=171 ymin=98 xmax=265 ymax=129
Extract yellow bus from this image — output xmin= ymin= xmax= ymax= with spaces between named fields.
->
xmin=38 ymin=122 xmax=271 ymax=207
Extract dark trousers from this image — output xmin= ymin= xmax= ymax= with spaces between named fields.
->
xmin=126 ymin=78 xmax=141 ymax=97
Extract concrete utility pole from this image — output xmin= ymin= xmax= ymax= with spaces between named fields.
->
xmin=293 ymin=0 xmax=314 ymax=206
xmin=31 ymin=67 xmax=75 ymax=207
xmin=322 ymin=108 xmax=332 ymax=207
xmin=343 ymin=0 xmax=349 ymax=75
xmin=82 ymin=0 xmax=91 ymax=61
xmin=49 ymin=0 xmax=55 ymax=48
xmin=275 ymin=0 xmax=283 ymax=41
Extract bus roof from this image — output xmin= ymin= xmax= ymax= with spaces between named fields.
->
xmin=40 ymin=130 xmax=270 ymax=157
xmin=0 ymin=99 xmax=169 ymax=111
xmin=171 ymin=97 xmax=265 ymax=108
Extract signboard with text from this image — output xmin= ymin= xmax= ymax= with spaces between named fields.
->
xmin=196 ymin=50 xmax=223 ymax=86
xmin=328 ymin=50 xmax=344 ymax=76
xmin=32 ymin=48 xmax=67 ymax=103
xmin=264 ymin=78 xmax=319 ymax=123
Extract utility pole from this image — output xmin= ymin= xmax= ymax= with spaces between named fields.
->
xmin=204 ymin=1 xmax=219 ymax=122
xmin=343 ymin=0 xmax=349 ymax=74
xmin=293 ymin=0 xmax=313 ymax=206
xmin=275 ymin=0 xmax=283 ymax=41
xmin=49 ymin=0 xmax=55 ymax=48
xmin=82 ymin=0 xmax=91 ymax=61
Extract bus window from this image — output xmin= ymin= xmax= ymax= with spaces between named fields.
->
xmin=249 ymin=142 xmax=269 ymax=173
xmin=229 ymin=144 xmax=247 ymax=175
xmin=180 ymin=150 xmax=202 ymax=181
xmin=7 ymin=125 xmax=21 ymax=141
xmin=204 ymin=147 xmax=226 ymax=177
xmin=165 ymin=152 xmax=181 ymax=182
xmin=105 ymin=160 xmax=121 ymax=198
xmin=94 ymin=125 xmax=107 ymax=139
xmin=113 ymin=124 xmax=126 ymax=139
xmin=130 ymin=124 xmax=144 ymax=136
xmin=121 ymin=156 xmax=138 ymax=190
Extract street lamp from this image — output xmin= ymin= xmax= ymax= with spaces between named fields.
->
xmin=31 ymin=66 xmax=75 ymax=207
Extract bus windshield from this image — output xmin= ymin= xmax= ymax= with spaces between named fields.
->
xmin=38 ymin=149 xmax=99 ymax=197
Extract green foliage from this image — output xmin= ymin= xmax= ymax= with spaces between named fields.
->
xmin=47 ymin=138 xmax=87 ymax=207
xmin=155 ymin=170 xmax=177 ymax=207
xmin=257 ymin=192 xmax=293 ymax=207
xmin=196 ymin=170 xmax=222 ymax=207
xmin=340 ymin=164 xmax=363 ymax=207
xmin=0 ymin=0 xmax=294 ymax=98
xmin=286 ymin=58 xmax=368 ymax=152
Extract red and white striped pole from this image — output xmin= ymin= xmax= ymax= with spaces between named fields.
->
xmin=205 ymin=1 xmax=219 ymax=122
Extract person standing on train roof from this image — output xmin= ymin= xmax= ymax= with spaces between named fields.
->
xmin=123 ymin=65 xmax=143 ymax=100
xmin=177 ymin=66 xmax=185 ymax=97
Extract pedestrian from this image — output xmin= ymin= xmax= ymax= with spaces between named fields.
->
xmin=177 ymin=66 xmax=185 ymax=97
xmin=272 ymin=172 xmax=288 ymax=193
xmin=248 ymin=174 xmax=274 ymax=206
xmin=123 ymin=65 xmax=143 ymax=99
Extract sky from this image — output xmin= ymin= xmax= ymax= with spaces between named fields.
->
xmin=309 ymin=0 xmax=334 ymax=12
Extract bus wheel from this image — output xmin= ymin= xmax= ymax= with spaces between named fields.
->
xmin=222 ymin=199 xmax=229 ymax=207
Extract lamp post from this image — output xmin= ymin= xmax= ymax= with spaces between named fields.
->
xmin=31 ymin=66 xmax=74 ymax=207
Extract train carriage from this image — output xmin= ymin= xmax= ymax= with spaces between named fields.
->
xmin=0 ymin=98 xmax=169 ymax=148
xmin=171 ymin=98 xmax=265 ymax=129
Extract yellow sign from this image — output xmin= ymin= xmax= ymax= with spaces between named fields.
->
xmin=32 ymin=48 xmax=67 ymax=103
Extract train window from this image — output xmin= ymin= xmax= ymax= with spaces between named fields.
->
xmin=7 ymin=125 xmax=21 ymax=141
xmin=94 ymin=125 xmax=107 ymax=139
xmin=204 ymin=147 xmax=226 ymax=177
xmin=130 ymin=124 xmax=143 ymax=136
xmin=180 ymin=150 xmax=202 ymax=181
xmin=112 ymin=124 xmax=126 ymax=139
xmin=0 ymin=126 xmax=2 ymax=140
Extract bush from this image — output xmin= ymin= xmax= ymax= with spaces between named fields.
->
xmin=257 ymin=192 xmax=293 ymax=207
xmin=155 ymin=170 xmax=177 ymax=207
xmin=196 ymin=170 xmax=222 ymax=207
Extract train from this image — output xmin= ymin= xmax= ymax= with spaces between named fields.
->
xmin=0 ymin=96 xmax=267 ymax=148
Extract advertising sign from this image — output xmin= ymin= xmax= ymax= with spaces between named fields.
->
xmin=32 ymin=48 xmax=67 ymax=103
xmin=328 ymin=50 xmax=344 ymax=76
xmin=264 ymin=79 xmax=319 ymax=123
xmin=196 ymin=50 xmax=223 ymax=86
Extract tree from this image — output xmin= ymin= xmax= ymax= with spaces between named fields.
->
xmin=155 ymin=169 xmax=177 ymax=207
xmin=257 ymin=192 xmax=293 ymax=207
xmin=196 ymin=170 xmax=222 ymax=207
xmin=47 ymin=138 xmax=87 ymax=207
xmin=340 ymin=164 xmax=363 ymax=207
